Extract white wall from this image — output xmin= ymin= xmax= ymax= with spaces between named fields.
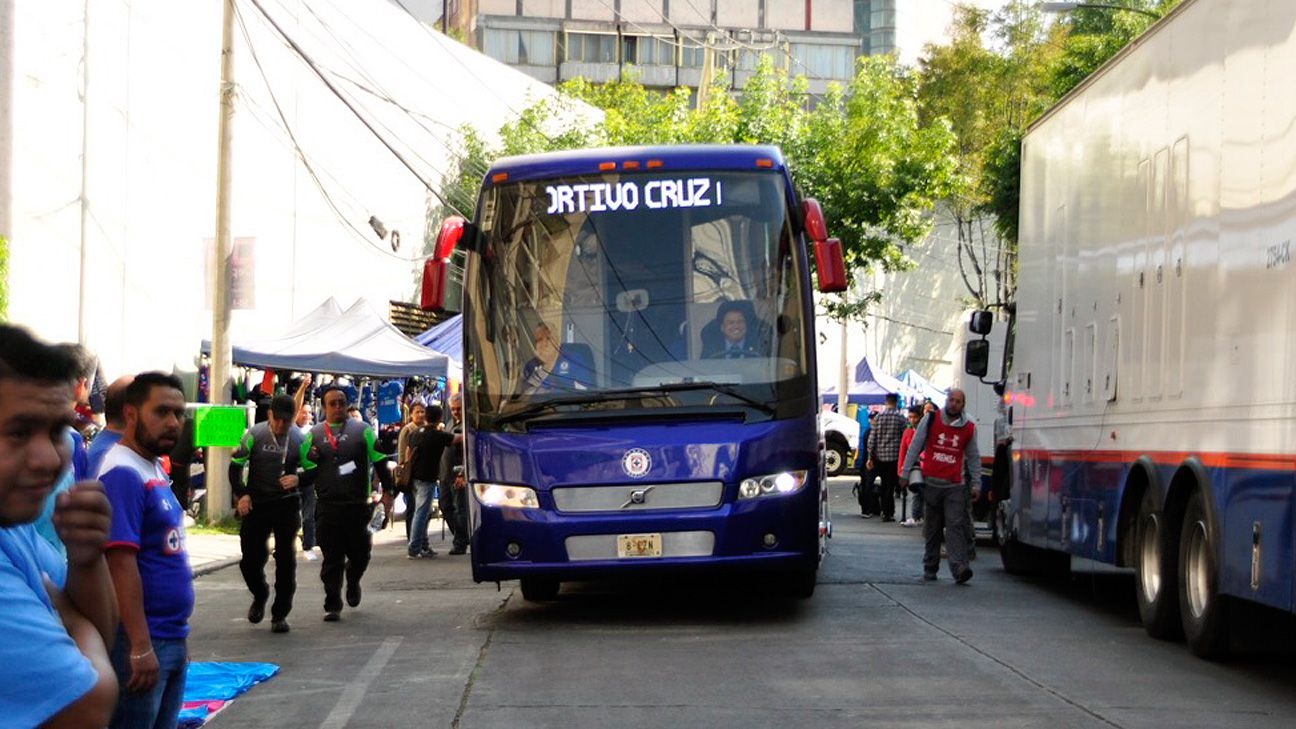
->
xmin=7 ymin=0 xmax=597 ymax=380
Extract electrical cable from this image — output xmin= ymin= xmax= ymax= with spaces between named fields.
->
xmin=243 ymin=0 xmax=468 ymax=217
xmin=234 ymin=3 xmax=431 ymax=261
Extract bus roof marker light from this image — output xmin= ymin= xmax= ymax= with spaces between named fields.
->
xmin=623 ymin=161 xmax=640 ymax=170
xmin=646 ymin=159 xmax=663 ymax=169
xmin=598 ymin=162 xmax=617 ymax=171
xmin=491 ymin=172 xmax=508 ymax=183
xmin=755 ymin=158 xmax=773 ymax=168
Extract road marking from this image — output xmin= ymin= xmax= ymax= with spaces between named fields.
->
xmin=318 ymin=637 xmax=403 ymax=729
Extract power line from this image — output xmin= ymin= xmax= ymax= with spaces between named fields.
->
xmin=243 ymin=0 xmax=467 ymax=217
xmin=234 ymin=3 xmax=430 ymax=262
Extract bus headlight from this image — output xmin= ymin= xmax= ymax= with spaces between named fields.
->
xmin=473 ymin=483 xmax=540 ymax=509
xmin=738 ymin=470 xmax=809 ymax=500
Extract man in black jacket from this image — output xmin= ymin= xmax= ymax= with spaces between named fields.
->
xmin=438 ymin=394 xmax=468 ymax=555
xmin=231 ymin=394 xmax=304 ymax=633
xmin=299 ymin=386 xmax=394 ymax=622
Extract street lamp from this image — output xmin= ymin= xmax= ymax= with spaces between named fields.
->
xmin=1040 ymin=2 xmax=1162 ymax=20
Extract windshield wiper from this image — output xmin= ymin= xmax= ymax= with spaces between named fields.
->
xmin=492 ymin=391 xmax=617 ymax=426
xmin=492 ymin=383 xmax=774 ymax=426
xmin=651 ymin=381 xmax=776 ymax=415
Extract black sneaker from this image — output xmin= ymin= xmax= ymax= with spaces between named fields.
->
xmin=323 ymin=611 xmax=341 ymax=622
xmin=271 ymin=618 xmax=290 ymax=634
xmin=247 ymin=599 xmax=266 ymax=624
xmin=448 ymin=545 xmax=467 ymax=555
xmin=881 ymin=516 xmax=895 ymax=523
xmin=956 ymin=567 xmax=974 ymax=585
xmin=346 ymin=582 xmax=362 ymax=608
xmin=922 ymin=571 xmax=938 ymax=581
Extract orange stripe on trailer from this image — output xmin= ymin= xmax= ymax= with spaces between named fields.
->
xmin=1015 ymin=449 xmax=1296 ymax=472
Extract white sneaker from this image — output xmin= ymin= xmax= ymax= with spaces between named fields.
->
xmin=304 ymin=550 xmax=319 ymax=561
xmin=901 ymin=518 xmax=918 ymax=528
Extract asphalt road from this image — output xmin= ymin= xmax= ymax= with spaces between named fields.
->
xmin=188 ymin=478 xmax=1296 ymax=728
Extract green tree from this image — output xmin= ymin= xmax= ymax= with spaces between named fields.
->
xmin=428 ymin=56 xmax=959 ymax=321
xmin=916 ymin=1 xmax=1061 ymax=309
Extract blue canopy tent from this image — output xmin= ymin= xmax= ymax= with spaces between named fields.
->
xmin=820 ymin=358 xmax=916 ymax=405
xmin=414 ymin=314 xmax=463 ymax=378
xmin=897 ymin=369 xmax=948 ymax=408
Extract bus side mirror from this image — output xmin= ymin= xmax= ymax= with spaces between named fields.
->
xmin=815 ymin=238 xmax=848 ymax=293
xmin=421 ymin=216 xmax=469 ymax=312
xmin=969 ymin=310 xmax=993 ymax=336
xmin=421 ymin=258 xmax=449 ymax=311
xmin=965 ymin=339 xmax=990 ymax=379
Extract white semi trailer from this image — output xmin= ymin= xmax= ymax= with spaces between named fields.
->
xmin=971 ymin=0 xmax=1296 ymax=658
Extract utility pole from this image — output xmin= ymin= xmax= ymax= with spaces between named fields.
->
xmin=207 ymin=0 xmax=236 ymax=521
xmin=837 ymin=319 xmax=848 ymax=412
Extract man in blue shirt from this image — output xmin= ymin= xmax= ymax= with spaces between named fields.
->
xmin=101 ymin=372 xmax=193 ymax=729
xmin=0 ymin=324 xmax=119 ymax=727
xmin=87 ymin=375 xmax=134 ymax=476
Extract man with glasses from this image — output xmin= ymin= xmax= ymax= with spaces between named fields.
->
xmin=231 ymin=394 xmax=304 ymax=634
xmin=299 ymin=385 xmax=394 ymax=622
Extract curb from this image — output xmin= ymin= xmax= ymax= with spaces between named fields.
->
xmin=193 ymin=557 xmax=241 ymax=578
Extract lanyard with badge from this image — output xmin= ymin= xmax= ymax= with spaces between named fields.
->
xmin=323 ymin=421 xmax=358 ymax=476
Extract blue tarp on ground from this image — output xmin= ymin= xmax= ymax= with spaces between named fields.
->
xmin=178 ymin=661 xmax=279 ymax=728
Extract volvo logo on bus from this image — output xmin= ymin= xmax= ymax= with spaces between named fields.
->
xmin=622 ymin=448 xmax=652 ymax=478
xmin=620 ymin=485 xmax=656 ymax=509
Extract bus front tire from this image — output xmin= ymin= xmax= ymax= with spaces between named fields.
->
xmin=1135 ymin=488 xmax=1183 ymax=640
xmin=1179 ymin=491 xmax=1230 ymax=659
xmin=520 ymin=578 xmax=560 ymax=602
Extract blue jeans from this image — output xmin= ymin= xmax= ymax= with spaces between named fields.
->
xmin=408 ymin=479 xmax=438 ymax=555
xmin=911 ymin=484 xmax=925 ymax=520
xmin=109 ymin=632 xmax=188 ymax=729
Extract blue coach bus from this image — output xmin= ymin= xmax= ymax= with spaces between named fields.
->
xmin=421 ymin=145 xmax=847 ymax=600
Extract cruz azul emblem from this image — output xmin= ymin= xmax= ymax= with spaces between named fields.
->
xmin=622 ymin=448 xmax=652 ymax=479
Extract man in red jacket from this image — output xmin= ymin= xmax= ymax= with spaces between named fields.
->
xmin=900 ymin=389 xmax=980 ymax=584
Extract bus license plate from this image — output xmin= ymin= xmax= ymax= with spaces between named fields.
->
xmin=617 ymin=533 xmax=662 ymax=558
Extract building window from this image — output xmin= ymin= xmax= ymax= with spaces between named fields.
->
xmin=854 ymin=0 xmax=871 ymax=34
xmin=790 ymin=43 xmax=854 ymax=80
xmin=566 ymin=32 xmax=617 ymax=63
xmin=681 ymin=41 xmax=704 ymax=68
xmin=622 ymin=36 xmax=674 ymax=66
xmin=483 ymin=28 xmax=556 ymax=66
xmin=737 ymin=48 xmax=775 ymax=71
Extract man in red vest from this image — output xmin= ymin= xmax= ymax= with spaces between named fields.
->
xmin=899 ymin=388 xmax=980 ymax=584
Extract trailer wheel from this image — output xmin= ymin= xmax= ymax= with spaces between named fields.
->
xmin=824 ymin=439 xmax=849 ymax=477
xmin=1135 ymin=488 xmax=1182 ymax=640
xmin=520 ymin=578 xmax=560 ymax=602
xmin=1179 ymin=491 xmax=1230 ymax=658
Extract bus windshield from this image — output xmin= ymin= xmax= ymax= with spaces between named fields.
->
xmin=463 ymin=170 xmax=810 ymax=427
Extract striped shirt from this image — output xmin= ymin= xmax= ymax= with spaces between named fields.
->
xmin=866 ymin=408 xmax=907 ymax=463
